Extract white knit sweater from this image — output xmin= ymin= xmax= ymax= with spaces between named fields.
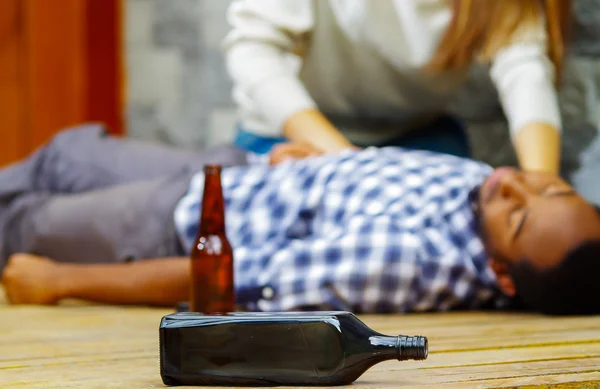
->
xmin=224 ymin=0 xmax=562 ymax=143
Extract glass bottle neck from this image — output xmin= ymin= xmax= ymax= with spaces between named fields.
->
xmin=200 ymin=172 xmax=225 ymax=234
xmin=369 ymin=335 xmax=428 ymax=361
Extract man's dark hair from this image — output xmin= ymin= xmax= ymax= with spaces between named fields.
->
xmin=472 ymin=188 xmax=600 ymax=316
xmin=509 ymin=239 xmax=600 ymax=315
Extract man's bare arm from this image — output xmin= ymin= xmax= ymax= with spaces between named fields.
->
xmin=2 ymin=254 xmax=189 ymax=306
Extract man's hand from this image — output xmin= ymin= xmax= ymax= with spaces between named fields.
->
xmin=2 ymin=254 xmax=64 ymax=305
xmin=269 ymin=142 xmax=323 ymax=165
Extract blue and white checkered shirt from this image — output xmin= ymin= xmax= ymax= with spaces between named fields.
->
xmin=174 ymin=147 xmax=507 ymax=313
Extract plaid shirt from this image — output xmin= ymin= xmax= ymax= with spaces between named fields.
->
xmin=174 ymin=147 xmax=507 ymax=313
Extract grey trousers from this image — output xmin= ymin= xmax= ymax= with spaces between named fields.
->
xmin=0 ymin=124 xmax=248 ymax=271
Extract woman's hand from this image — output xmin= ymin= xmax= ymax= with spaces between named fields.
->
xmin=269 ymin=142 xmax=323 ymax=166
xmin=283 ymin=109 xmax=356 ymax=153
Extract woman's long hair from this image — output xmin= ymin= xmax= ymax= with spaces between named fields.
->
xmin=428 ymin=0 xmax=572 ymax=82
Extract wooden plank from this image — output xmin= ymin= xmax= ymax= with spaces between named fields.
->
xmin=0 ymin=288 xmax=599 ymax=388
xmin=4 ymin=358 xmax=598 ymax=389
xmin=0 ymin=0 xmax=26 ymax=167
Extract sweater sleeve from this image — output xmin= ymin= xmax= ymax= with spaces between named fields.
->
xmin=489 ymin=16 xmax=562 ymax=138
xmin=223 ymin=0 xmax=317 ymax=136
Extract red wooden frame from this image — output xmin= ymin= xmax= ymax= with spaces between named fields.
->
xmin=0 ymin=0 xmax=123 ymax=166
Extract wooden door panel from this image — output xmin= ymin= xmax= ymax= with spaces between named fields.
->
xmin=86 ymin=0 xmax=124 ymax=135
xmin=0 ymin=0 xmax=123 ymax=167
xmin=22 ymin=0 xmax=88 ymax=148
xmin=0 ymin=0 xmax=25 ymax=167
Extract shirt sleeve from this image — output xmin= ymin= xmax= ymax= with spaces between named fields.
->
xmin=223 ymin=0 xmax=317 ymax=135
xmin=489 ymin=14 xmax=563 ymax=138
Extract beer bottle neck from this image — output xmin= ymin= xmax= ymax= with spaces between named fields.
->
xmin=200 ymin=168 xmax=226 ymax=234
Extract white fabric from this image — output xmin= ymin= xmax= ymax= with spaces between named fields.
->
xmin=223 ymin=0 xmax=562 ymax=143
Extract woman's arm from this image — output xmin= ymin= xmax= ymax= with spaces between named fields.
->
xmin=514 ymin=121 xmax=560 ymax=174
xmin=283 ymin=109 xmax=355 ymax=152
xmin=224 ymin=0 xmax=354 ymax=152
xmin=489 ymin=17 xmax=562 ymax=174
xmin=2 ymin=254 xmax=189 ymax=306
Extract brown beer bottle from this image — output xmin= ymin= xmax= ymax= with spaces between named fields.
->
xmin=189 ymin=165 xmax=235 ymax=313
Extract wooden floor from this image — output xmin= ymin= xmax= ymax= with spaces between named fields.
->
xmin=1 ymin=289 xmax=599 ymax=388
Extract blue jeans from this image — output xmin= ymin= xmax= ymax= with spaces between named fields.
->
xmin=234 ymin=115 xmax=471 ymax=158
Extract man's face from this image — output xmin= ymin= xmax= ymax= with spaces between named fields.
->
xmin=476 ymin=168 xmax=600 ymax=271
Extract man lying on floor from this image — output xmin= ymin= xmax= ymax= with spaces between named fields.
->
xmin=1 ymin=125 xmax=599 ymax=315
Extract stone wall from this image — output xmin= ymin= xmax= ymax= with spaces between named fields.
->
xmin=125 ymin=0 xmax=235 ymax=148
xmin=124 ymin=0 xmax=600 ymax=199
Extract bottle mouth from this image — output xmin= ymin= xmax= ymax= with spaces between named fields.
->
xmin=203 ymin=164 xmax=222 ymax=174
xmin=419 ymin=337 xmax=429 ymax=359
xmin=397 ymin=335 xmax=428 ymax=361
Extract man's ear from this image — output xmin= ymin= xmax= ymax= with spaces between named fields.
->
xmin=489 ymin=258 xmax=516 ymax=296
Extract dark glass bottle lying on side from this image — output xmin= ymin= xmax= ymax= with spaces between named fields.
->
xmin=159 ymin=311 xmax=428 ymax=386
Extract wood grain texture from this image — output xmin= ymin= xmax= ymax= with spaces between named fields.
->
xmin=0 ymin=288 xmax=598 ymax=389
xmin=22 ymin=0 xmax=89 ymax=149
xmin=0 ymin=0 xmax=26 ymax=167
xmin=0 ymin=0 xmax=123 ymax=167
xmin=22 ymin=0 xmax=125 ymax=145
xmin=85 ymin=0 xmax=124 ymax=135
